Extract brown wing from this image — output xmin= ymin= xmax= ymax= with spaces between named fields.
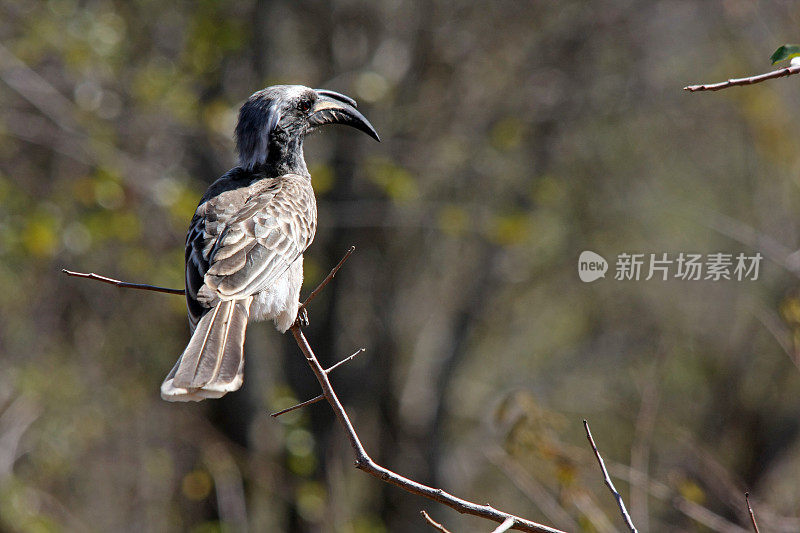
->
xmin=185 ymin=174 xmax=316 ymax=330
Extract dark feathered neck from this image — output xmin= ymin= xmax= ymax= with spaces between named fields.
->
xmin=239 ymin=129 xmax=308 ymax=178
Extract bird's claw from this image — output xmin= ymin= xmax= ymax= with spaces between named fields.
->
xmin=295 ymin=305 xmax=309 ymax=328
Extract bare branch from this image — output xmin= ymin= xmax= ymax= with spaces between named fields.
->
xmin=746 ymin=493 xmax=761 ymax=533
xmin=290 ymin=326 xmax=564 ymax=533
xmin=269 ymin=394 xmax=324 ymax=418
xmin=301 ymin=245 xmax=355 ymax=308
xmin=61 ymin=269 xmax=185 ymax=295
xmin=65 ymin=250 xmax=564 ymax=532
xmin=684 ymin=65 xmax=800 ymax=92
xmin=421 ymin=510 xmax=453 ymax=533
xmin=583 ymin=420 xmax=638 ymax=533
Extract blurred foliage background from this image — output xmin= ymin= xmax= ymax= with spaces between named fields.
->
xmin=2 ymin=0 xmax=800 ymax=531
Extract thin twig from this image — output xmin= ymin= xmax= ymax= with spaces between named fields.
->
xmin=301 ymin=245 xmax=355 ymax=308
xmin=270 ymin=395 xmax=324 ymax=418
xmin=583 ymin=420 xmax=638 ymax=533
xmin=684 ymin=65 xmax=800 ymax=92
xmin=290 ymin=326 xmax=564 ymax=533
xmin=421 ymin=510 xmax=453 ymax=533
xmin=61 ymin=269 xmax=185 ymax=295
xmin=746 ymin=493 xmax=761 ymax=533
xmin=326 ymin=348 xmax=365 ymax=374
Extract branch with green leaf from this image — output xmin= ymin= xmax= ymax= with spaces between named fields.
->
xmin=684 ymin=44 xmax=800 ymax=92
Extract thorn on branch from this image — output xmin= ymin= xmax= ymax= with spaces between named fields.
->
xmin=61 ymin=269 xmax=185 ymax=295
xmin=745 ymin=492 xmax=760 ymax=533
xmin=325 ymin=348 xmax=365 ymax=374
xmin=421 ymin=510 xmax=453 ymax=533
xmin=583 ymin=419 xmax=638 ymax=533
xmin=269 ymin=394 xmax=324 ymax=418
xmin=684 ymin=65 xmax=800 ymax=92
xmin=294 ymin=245 xmax=356 ymax=329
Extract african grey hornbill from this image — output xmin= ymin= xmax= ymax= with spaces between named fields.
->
xmin=161 ymin=85 xmax=379 ymax=402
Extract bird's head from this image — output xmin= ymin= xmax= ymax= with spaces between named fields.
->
xmin=235 ymin=84 xmax=379 ymax=174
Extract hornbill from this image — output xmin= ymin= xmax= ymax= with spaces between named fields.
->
xmin=161 ymin=85 xmax=379 ymax=401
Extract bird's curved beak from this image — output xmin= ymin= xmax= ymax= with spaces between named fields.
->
xmin=309 ymin=89 xmax=380 ymax=142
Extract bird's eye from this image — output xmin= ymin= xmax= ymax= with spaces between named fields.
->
xmin=298 ymin=99 xmax=312 ymax=113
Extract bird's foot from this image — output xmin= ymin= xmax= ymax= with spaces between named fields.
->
xmin=295 ymin=305 xmax=309 ymax=328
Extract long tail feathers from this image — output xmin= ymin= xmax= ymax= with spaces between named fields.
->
xmin=161 ymin=297 xmax=252 ymax=402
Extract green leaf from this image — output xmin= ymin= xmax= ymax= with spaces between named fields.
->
xmin=770 ymin=44 xmax=800 ymax=64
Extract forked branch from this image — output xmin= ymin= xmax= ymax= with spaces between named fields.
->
xmin=289 ymin=325 xmax=563 ymax=533
xmin=270 ymin=347 xmax=365 ymax=417
xmin=62 ymin=249 xmax=565 ymax=533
